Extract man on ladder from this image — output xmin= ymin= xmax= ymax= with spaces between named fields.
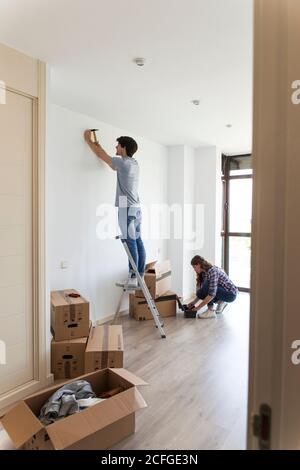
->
xmin=84 ymin=130 xmax=166 ymax=338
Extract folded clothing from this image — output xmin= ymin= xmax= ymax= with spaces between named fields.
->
xmin=39 ymin=380 xmax=96 ymax=425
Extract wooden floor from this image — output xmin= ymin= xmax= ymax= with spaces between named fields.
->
xmin=0 ymin=293 xmax=250 ymax=450
xmin=112 ymin=292 xmax=250 ymax=450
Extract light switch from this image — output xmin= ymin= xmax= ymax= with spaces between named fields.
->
xmin=60 ymin=261 xmax=68 ymax=269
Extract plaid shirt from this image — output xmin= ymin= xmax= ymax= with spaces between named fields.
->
xmin=201 ymin=266 xmax=238 ymax=297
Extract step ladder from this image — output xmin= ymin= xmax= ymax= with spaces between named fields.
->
xmin=112 ymin=236 xmax=166 ymax=339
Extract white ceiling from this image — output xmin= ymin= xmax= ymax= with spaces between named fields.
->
xmin=0 ymin=0 xmax=253 ymax=152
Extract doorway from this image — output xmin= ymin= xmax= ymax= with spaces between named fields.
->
xmin=222 ymin=154 xmax=252 ymax=292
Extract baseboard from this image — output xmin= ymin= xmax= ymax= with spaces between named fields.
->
xmin=96 ymin=309 xmax=129 ymax=326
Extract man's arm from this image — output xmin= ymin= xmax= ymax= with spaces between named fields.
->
xmin=84 ymin=130 xmax=116 ymax=170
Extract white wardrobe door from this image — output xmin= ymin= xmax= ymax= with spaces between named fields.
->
xmin=0 ymin=89 xmax=34 ymax=395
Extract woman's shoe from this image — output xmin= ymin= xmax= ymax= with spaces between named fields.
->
xmin=198 ymin=307 xmax=216 ymax=319
xmin=216 ymin=301 xmax=228 ymax=314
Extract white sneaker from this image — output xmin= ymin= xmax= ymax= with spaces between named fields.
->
xmin=216 ymin=302 xmax=228 ymax=314
xmin=118 ymin=274 xmax=137 ymax=289
xmin=198 ymin=307 xmax=216 ymax=319
xmin=127 ymin=276 xmax=138 ymax=289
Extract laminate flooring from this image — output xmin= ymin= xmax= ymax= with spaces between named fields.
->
xmin=0 ymin=293 xmax=250 ymax=450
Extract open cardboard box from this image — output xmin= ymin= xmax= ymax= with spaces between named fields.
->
xmin=135 ymin=260 xmax=172 ymax=299
xmin=1 ymin=368 xmax=147 ymax=450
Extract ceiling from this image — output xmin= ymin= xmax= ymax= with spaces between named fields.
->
xmin=0 ymin=0 xmax=253 ymax=152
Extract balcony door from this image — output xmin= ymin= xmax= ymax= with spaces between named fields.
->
xmin=222 ymin=154 xmax=252 ymax=292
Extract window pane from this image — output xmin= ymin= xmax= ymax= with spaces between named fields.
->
xmin=229 ymin=179 xmax=252 ymax=233
xmin=229 ymin=155 xmax=252 ymax=176
xmin=231 ymin=169 xmax=253 ymax=176
xmin=229 ymin=237 xmax=251 ymax=289
xmin=222 ymin=180 xmax=226 ymax=232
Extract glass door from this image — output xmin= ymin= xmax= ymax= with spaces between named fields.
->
xmin=222 ymin=154 xmax=252 ymax=292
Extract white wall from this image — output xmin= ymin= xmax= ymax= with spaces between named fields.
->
xmin=46 ymin=104 xmax=168 ymax=324
xmin=46 ymin=105 xmax=222 ymax=333
xmin=194 ymin=146 xmax=222 ymax=266
xmin=168 ymin=145 xmax=197 ymax=299
xmin=167 ymin=145 xmax=222 ymax=300
xmin=183 ymin=146 xmax=196 ymax=298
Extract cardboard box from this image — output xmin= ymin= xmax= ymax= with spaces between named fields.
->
xmin=1 ymin=368 xmax=147 ymax=450
xmin=51 ymin=336 xmax=87 ymax=380
xmin=129 ymin=292 xmax=135 ymax=318
xmin=135 ymin=260 xmax=172 ymax=299
xmin=129 ymin=291 xmax=177 ymax=321
xmin=85 ymin=325 xmax=124 ymax=373
xmin=51 ymin=289 xmax=90 ymax=341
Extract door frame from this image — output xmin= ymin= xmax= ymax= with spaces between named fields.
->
xmin=0 ymin=44 xmax=48 ymax=414
xmin=248 ymin=0 xmax=300 ymax=450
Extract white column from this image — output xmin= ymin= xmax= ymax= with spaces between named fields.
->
xmin=168 ymin=146 xmax=185 ymax=296
xmin=194 ymin=146 xmax=222 ymax=266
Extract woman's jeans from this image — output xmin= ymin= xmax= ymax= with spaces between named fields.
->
xmin=196 ymin=281 xmax=237 ymax=307
xmin=118 ymin=207 xmax=146 ymax=276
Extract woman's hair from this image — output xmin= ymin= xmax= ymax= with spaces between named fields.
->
xmin=190 ymin=255 xmax=213 ymax=288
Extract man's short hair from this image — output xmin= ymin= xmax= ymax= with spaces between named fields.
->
xmin=117 ymin=136 xmax=138 ymax=157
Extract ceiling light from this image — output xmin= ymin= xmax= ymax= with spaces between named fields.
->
xmin=191 ymin=99 xmax=200 ymax=106
xmin=134 ymin=58 xmax=146 ymax=67
xmin=226 ymin=124 xmax=233 ymax=128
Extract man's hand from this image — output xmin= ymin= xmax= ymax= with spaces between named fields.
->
xmin=187 ymin=302 xmax=195 ymax=310
xmin=84 ymin=129 xmax=115 ymax=170
xmin=84 ymin=129 xmax=92 ymax=143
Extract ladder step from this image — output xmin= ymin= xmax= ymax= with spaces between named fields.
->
xmin=114 ymin=239 xmax=167 ymax=339
xmin=115 ymin=282 xmax=143 ymax=291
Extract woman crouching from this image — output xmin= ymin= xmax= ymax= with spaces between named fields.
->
xmin=188 ymin=255 xmax=238 ymax=319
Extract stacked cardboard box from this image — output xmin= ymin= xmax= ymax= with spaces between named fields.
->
xmin=85 ymin=325 xmax=124 ymax=373
xmin=129 ymin=260 xmax=177 ymax=320
xmin=51 ymin=289 xmax=90 ymax=341
xmin=51 ymin=290 xmax=124 ymax=380
xmin=51 ymin=289 xmax=90 ymax=380
xmin=130 ymin=291 xmax=177 ymax=321
xmin=51 ymin=336 xmax=88 ymax=380
xmin=136 ymin=260 xmax=172 ymax=299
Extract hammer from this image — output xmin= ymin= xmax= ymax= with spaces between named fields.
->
xmin=90 ymin=128 xmax=99 ymax=145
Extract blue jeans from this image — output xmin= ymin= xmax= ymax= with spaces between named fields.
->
xmin=118 ymin=207 xmax=146 ymax=276
xmin=196 ymin=281 xmax=237 ymax=307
